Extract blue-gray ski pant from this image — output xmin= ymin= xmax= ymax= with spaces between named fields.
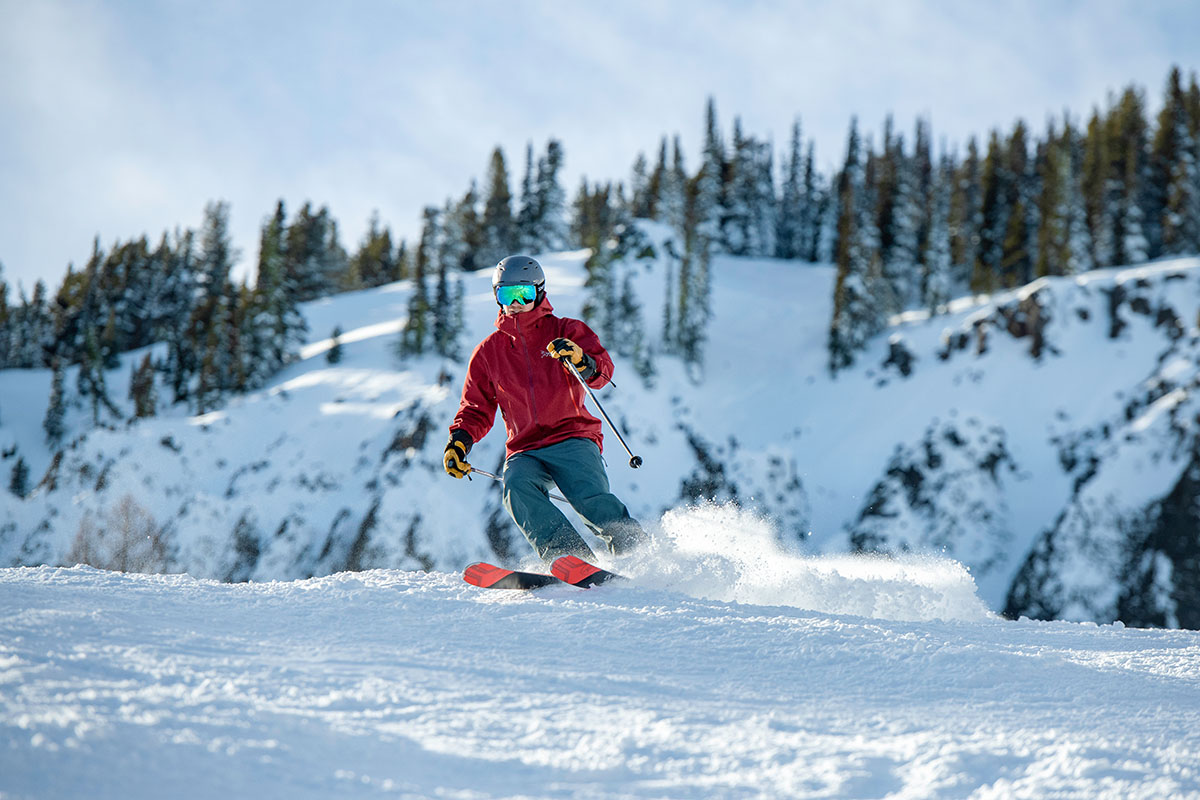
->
xmin=502 ymin=437 xmax=644 ymax=563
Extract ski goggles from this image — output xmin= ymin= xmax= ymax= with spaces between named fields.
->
xmin=495 ymin=283 xmax=538 ymax=306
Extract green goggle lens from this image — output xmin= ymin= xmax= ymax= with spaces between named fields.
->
xmin=495 ymin=283 xmax=537 ymax=306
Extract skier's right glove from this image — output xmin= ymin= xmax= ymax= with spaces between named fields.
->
xmin=443 ymin=430 xmax=474 ymax=479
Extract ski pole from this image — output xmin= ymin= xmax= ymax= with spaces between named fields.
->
xmin=565 ymin=362 xmax=644 ymax=469
xmin=471 ymin=468 xmax=571 ymax=504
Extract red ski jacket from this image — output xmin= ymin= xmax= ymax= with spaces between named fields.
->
xmin=451 ymin=299 xmax=614 ymax=458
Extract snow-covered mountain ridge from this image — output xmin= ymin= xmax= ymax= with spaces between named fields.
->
xmin=3 ymin=222 xmax=1200 ymax=627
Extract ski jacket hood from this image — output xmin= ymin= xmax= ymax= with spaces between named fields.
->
xmin=451 ymin=299 xmax=614 ymax=459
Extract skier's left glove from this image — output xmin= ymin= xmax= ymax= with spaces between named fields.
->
xmin=547 ymin=338 xmax=597 ymax=379
xmin=443 ymin=430 xmax=474 ymax=479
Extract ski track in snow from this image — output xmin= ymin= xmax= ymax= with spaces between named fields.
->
xmin=3 ymin=547 xmax=1200 ymax=800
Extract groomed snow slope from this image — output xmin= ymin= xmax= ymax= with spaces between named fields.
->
xmin=3 ymin=513 xmax=1200 ymax=800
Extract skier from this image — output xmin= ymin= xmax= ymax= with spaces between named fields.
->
xmin=443 ymin=255 xmax=645 ymax=564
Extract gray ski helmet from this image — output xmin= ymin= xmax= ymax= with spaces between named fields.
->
xmin=492 ymin=255 xmax=546 ymax=304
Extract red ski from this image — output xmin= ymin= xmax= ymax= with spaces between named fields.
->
xmin=463 ymin=557 xmax=625 ymax=591
xmin=551 ymin=555 xmax=623 ymax=588
xmin=463 ymin=562 xmax=561 ymax=590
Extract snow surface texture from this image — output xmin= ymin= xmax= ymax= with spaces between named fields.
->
xmin=4 ymin=222 xmax=1200 ymax=626
xmin=3 ymin=537 xmax=1199 ymax=799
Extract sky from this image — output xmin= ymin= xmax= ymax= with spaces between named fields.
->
xmin=1 ymin=0 xmax=1198 ymax=294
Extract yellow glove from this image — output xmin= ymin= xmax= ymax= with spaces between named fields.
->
xmin=547 ymin=338 xmax=597 ymax=378
xmin=443 ymin=431 xmax=473 ymax=479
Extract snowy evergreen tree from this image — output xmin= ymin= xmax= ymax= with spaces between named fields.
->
xmin=1035 ymin=121 xmax=1067 ymax=278
xmin=43 ymin=358 xmax=66 ymax=446
xmin=481 ymin=147 xmax=516 ymax=266
xmin=949 ymin=138 xmax=982 ymax=288
xmin=630 ymin=151 xmax=652 ymax=219
xmin=1110 ymin=88 xmax=1151 ymax=265
xmin=398 ymin=207 xmax=438 ymax=358
xmin=0 ymin=268 xmax=9 ymax=368
xmin=1154 ymin=67 xmax=1200 ymax=256
xmin=327 ymin=326 xmax=344 ymax=364
xmin=129 ymin=353 xmax=157 ymax=418
xmin=443 ymin=181 xmax=484 ymax=273
xmin=879 ymin=126 xmax=923 ymax=311
xmin=776 ymin=119 xmax=805 ymax=260
xmin=723 ymin=118 xmax=752 ymax=255
xmin=923 ymin=154 xmax=955 ymax=312
xmin=674 ymin=245 xmax=710 ymax=378
xmin=350 ymin=211 xmax=397 ymax=289
xmin=829 ymin=119 xmax=886 ymax=372
xmin=433 ymin=201 xmax=465 ymax=361
xmin=1037 ymin=118 xmax=1095 ymax=277
xmin=973 ymin=131 xmax=1007 ymax=293
xmin=516 ymin=142 xmax=539 ymax=253
xmin=999 ymin=121 xmax=1037 ymax=288
xmin=659 ymin=136 xmax=688 ymax=238
xmin=283 ymin=203 xmax=348 ymax=302
xmin=534 ymin=139 xmax=569 ymax=251
xmin=252 ymin=201 xmax=307 ymax=385
xmin=695 ymin=97 xmax=725 ymax=249
xmin=1082 ymin=110 xmax=1116 ymax=268
xmin=8 ymin=456 xmax=28 ymax=498
xmin=1061 ymin=118 xmax=1097 ymax=274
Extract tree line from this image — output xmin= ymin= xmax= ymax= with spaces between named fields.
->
xmin=1 ymin=65 xmax=1198 ymax=459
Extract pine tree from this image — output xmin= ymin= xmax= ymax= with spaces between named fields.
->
xmin=880 ymin=127 xmax=923 ymax=310
xmin=923 ymin=154 xmax=954 ymax=312
xmin=350 ymin=211 xmax=396 ymax=288
xmin=8 ymin=456 xmax=28 ymax=498
xmin=723 ymin=117 xmax=752 ymax=254
xmin=190 ymin=201 xmax=239 ymax=412
xmin=1035 ymin=121 xmax=1066 ymax=278
xmin=252 ymin=201 xmax=306 ymax=385
xmin=912 ymin=118 xmax=935 ymax=275
xmin=433 ymin=202 xmax=465 ymax=361
xmin=675 ymin=245 xmax=710 ymax=377
xmin=398 ymin=207 xmax=437 ymax=358
xmin=482 ymin=147 xmax=516 ymax=265
xmin=327 ymin=326 xmax=344 ymax=364
xmin=129 ymin=353 xmax=157 ymax=418
xmin=13 ymin=280 xmax=52 ymax=368
xmin=974 ymin=131 xmax=1006 ymax=293
xmin=776 ymin=119 xmax=805 ymax=260
xmin=78 ymin=329 xmax=119 ymax=424
xmin=0 ymin=266 xmax=9 ymax=369
xmin=516 ymin=142 xmax=539 ymax=252
xmin=749 ymin=136 xmax=776 ymax=257
xmin=43 ymin=358 xmax=66 ymax=445
xmin=949 ymin=137 xmax=983 ymax=288
xmin=695 ymin=97 xmax=725 ymax=249
xmin=1154 ymin=67 xmax=1200 ymax=256
xmin=799 ymin=141 xmax=818 ymax=261
xmin=1061 ymin=117 xmax=1096 ymax=274
xmin=285 ymin=202 xmax=348 ymax=302
xmin=646 ymin=137 xmax=668 ymax=225
xmin=448 ymin=182 xmax=484 ymax=272
xmin=829 ymin=118 xmax=885 ymax=372
xmin=535 ymin=139 xmax=569 ymax=251
xmin=1109 ymin=87 xmax=1151 ymax=265
xmin=1082 ymin=109 xmax=1116 ymax=268
xmin=660 ymin=136 xmax=688 ymax=238
xmin=630 ymin=151 xmax=652 ymax=219
xmin=394 ymin=240 xmax=412 ymax=282
xmin=999 ymin=121 xmax=1036 ymax=288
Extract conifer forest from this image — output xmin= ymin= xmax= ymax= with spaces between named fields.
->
xmin=2 ymin=66 xmax=1199 ymax=449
